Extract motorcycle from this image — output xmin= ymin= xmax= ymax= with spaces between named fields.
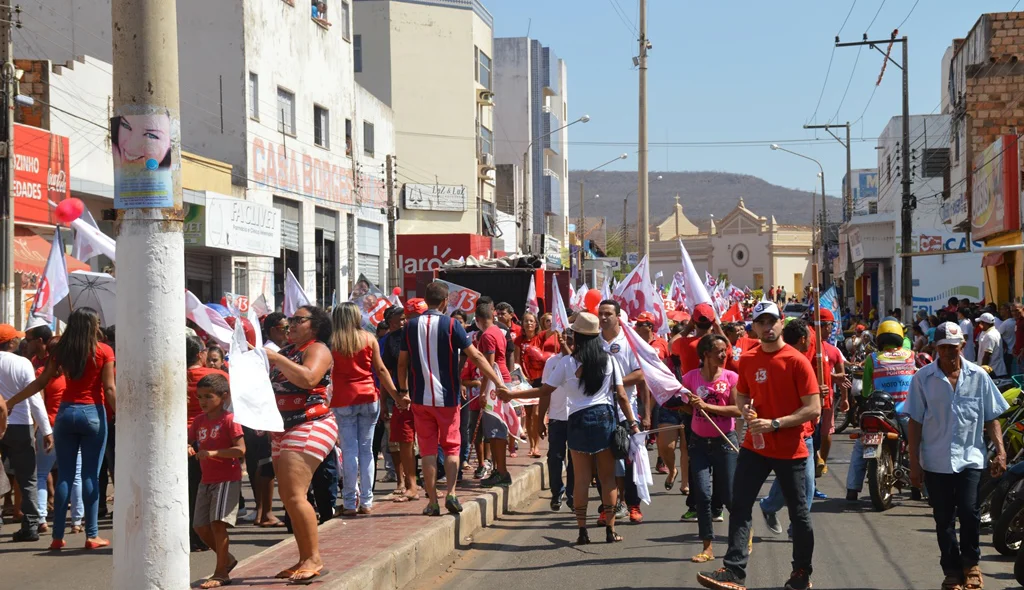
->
xmin=834 ymin=365 xmax=864 ymax=434
xmin=857 ymin=391 xmax=911 ymax=511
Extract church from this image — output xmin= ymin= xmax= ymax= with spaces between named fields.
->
xmin=649 ymin=197 xmax=815 ymax=296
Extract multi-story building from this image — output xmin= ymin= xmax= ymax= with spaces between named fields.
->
xmin=17 ymin=0 xmax=393 ymax=307
xmin=493 ymin=37 xmax=571 ymax=250
xmin=354 ymin=0 xmax=499 ymax=296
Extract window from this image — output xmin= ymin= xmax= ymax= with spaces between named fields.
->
xmin=476 ymin=47 xmax=491 ymax=89
xmin=354 ymin=35 xmax=362 ymax=73
xmin=233 ymin=261 xmax=249 ymax=297
xmin=341 ymin=1 xmax=351 ymax=40
xmin=345 ymin=118 xmax=352 ymax=156
xmin=311 ymin=0 xmax=327 ymax=22
xmin=363 ymin=121 xmax=374 ymax=157
xmin=921 ymin=147 xmax=949 ymax=178
xmin=277 ymin=87 xmax=296 ymax=135
xmin=314 ymin=105 xmax=330 ymax=148
xmin=478 ymin=124 xmax=493 ymax=156
xmin=248 ymin=72 xmax=259 ymax=120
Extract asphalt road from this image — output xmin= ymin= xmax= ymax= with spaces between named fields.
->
xmin=415 ymin=438 xmax=1021 ymax=590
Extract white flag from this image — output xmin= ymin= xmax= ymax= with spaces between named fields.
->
xmin=30 ymin=231 xmax=70 ymax=322
xmin=570 ymin=282 xmax=589 ymax=311
xmin=70 ymin=215 xmax=116 ymax=262
xmin=251 ymin=293 xmax=271 ymax=317
xmin=229 ymin=317 xmax=283 ymax=432
xmin=620 ymin=313 xmax=690 ymax=406
xmin=185 ymin=289 xmax=234 ymax=349
xmin=601 ymin=274 xmax=612 ymax=301
xmin=613 ymin=255 xmax=667 ymax=335
xmin=526 ymin=275 xmax=540 ymax=316
xmin=550 ymin=275 xmax=570 ymax=332
xmin=679 ymin=240 xmax=713 ymax=312
xmin=283 ymin=268 xmax=310 ymax=316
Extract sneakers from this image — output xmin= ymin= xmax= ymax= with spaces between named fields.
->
xmin=436 ymin=475 xmax=448 ymax=485
xmin=422 ymin=502 xmax=441 ymax=517
xmin=712 ymin=510 xmax=725 ymax=523
xmin=813 ymin=489 xmax=828 ymax=500
xmin=628 ymin=505 xmax=643 ymax=523
xmin=473 ymin=461 xmax=491 ymax=479
xmin=11 ymin=528 xmax=39 ymax=543
xmin=444 ymin=494 xmax=463 ymax=514
xmin=783 ymin=568 xmax=812 ymax=590
xmin=845 ymin=490 xmax=859 ymax=502
xmin=696 ymin=567 xmax=747 ymax=590
xmin=614 ymin=502 xmax=629 ymax=520
xmin=681 ymin=510 xmax=699 ymax=522
xmin=381 ymin=471 xmax=398 ymax=483
xmin=762 ymin=509 xmax=782 ymax=535
xmin=597 ymin=509 xmax=608 ymax=526
xmin=480 ymin=471 xmax=512 ymax=488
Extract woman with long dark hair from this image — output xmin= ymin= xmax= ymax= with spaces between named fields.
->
xmin=9 ymin=307 xmax=115 ymax=550
xmin=502 ymin=312 xmax=639 ymax=545
xmin=264 ymin=305 xmax=337 ymax=584
xmin=681 ymin=334 xmax=740 ymax=563
xmin=515 ymin=312 xmax=547 ymax=457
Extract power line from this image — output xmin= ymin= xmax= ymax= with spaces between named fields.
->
xmin=865 ymin=0 xmax=886 ymax=33
xmin=838 ymin=0 xmax=858 ymax=35
xmin=831 ymin=46 xmax=862 ymax=123
xmin=896 ymin=0 xmax=921 ymax=30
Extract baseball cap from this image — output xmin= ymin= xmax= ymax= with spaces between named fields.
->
xmin=935 ymin=321 xmax=966 ymax=346
xmin=0 ymin=324 xmax=25 ymax=343
xmin=855 ymin=324 xmax=866 ymax=333
xmin=404 ymin=298 xmax=428 ymax=315
xmin=751 ymin=301 xmax=781 ymax=321
xmin=818 ymin=308 xmax=835 ymax=323
xmin=25 ymin=315 xmax=49 ymax=332
xmin=693 ymin=303 xmax=715 ymax=322
xmin=977 ymin=312 xmax=997 ymax=325
xmin=633 ymin=311 xmax=656 ymax=325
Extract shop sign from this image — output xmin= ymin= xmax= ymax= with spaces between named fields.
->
xmin=396 ymin=233 xmax=493 ymax=296
xmin=848 ymin=227 xmax=864 ymax=263
xmin=940 ymin=192 xmax=968 ymax=227
xmin=533 ymin=234 xmax=562 ymax=268
xmin=183 ymin=193 xmax=281 ymax=257
xmin=404 ymin=184 xmax=467 ymax=212
xmin=14 ymin=124 xmax=70 ymax=224
xmin=971 ymin=134 xmax=1020 ymax=240
xmin=917 ymin=234 xmax=982 ymax=253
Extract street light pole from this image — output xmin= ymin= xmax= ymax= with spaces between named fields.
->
xmin=637 ymin=0 xmax=651 ymax=262
xmin=521 ymin=114 xmax=589 ymax=254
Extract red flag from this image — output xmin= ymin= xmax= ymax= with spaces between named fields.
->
xmin=721 ymin=302 xmax=742 ymax=322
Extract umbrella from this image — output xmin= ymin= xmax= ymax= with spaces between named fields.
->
xmin=54 ymin=271 xmax=116 ymax=327
xmin=206 ymin=303 xmax=231 ymax=318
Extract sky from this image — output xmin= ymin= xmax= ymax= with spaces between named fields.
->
xmin=487 ymin=0 xmax=1017 ymax=199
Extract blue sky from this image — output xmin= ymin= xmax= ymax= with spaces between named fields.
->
xmin=488 ymin=0 xmax=1016 ymax=198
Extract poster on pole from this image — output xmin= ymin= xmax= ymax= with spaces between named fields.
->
xmin=112 ymin=110 xmax=177 ymax=209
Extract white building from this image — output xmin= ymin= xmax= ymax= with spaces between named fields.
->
xmin=16 ymin=0 xmax=394 ymax=307
xmin=492 ymin=37 xmax=571 ymax=250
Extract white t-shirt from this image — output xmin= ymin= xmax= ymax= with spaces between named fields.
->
xmin=542 ymin=353 xmax=569 ymax=421
xmin=999 ymin=317 xmax=1017 ymax=356
xmin=977 ymin=326 xmax=1007 ymax=376
xmin=601 ymin=329 xmax=641 ymax=422
xmin=0 ymin=351 xmax=50 ymax=433
xmin=959 ymin=319 xmax=976 ymax=360
xmin=543 ymin=355 xmax=622 ymax=417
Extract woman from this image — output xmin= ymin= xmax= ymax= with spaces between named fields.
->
xmin=265 ymin=305 xmax=337 ymax=584
xmin=111 ymin=113 xmax=172 ymax=168
xmin=9 ymin=308 xmax=115 ymax=550
xmin=912 ymin=325 xmax=928 ymax=353
xmin=680 ymin=334 xmax=740 ymax=563
xmin=206 ymin=345 xmax=226 ymax=371
xmin=516 ymin=312 xmax=553 ymax=458
xmin=502 ymin=313 xmax=640 ymax=545
xmin=330 ymin=302 xmax=399 ymax=516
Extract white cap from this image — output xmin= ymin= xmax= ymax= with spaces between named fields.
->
xmin=752 ymin=301 xmax=780 ymax=321
xmin=935 ymin=321 xmax=966 ymax=346
xmin=24 ymin=315 xmax=49 ymax=332
xmin=977 ymin=312 xmax=997 ymax=325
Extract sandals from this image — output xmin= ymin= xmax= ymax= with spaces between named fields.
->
xmin=576 ymin=528 xmax=591 ymax=545
xmin=289 ymin=566 xmax=327 ymax=586
xmin=691 ymin=552 xmax=714 ymax=563
xmin=605 ymin=526 xmax=623 ymax=543
xmin=963 ymin=566 xmax=984 ymax=590
xmin=941 ymin=574 xmax=964 ymax=590
xmin=275 ymin=568 xmax=298 ymax=579
xmin=664 ymin=478 xmax=674 ymax=491
xmin=199 ymin=577 xmax=232 ymax=589
xmin=422 ymin=502 xmax=441 ymax=517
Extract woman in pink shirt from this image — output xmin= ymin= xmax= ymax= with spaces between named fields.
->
xmin=330 ymin=302 xmax=398 ymax=516
xmin=681 ymin=334 xmax=741 ymax=564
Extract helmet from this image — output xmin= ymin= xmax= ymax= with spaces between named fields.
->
xmin=866 ymin=391 xmax=896 ymax=414
xmin=915 ymin=352 xmax=933 ymax=368
xmin=876 ymin=319 xmax=904 ymax=349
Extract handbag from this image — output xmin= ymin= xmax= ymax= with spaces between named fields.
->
xmin=608 ymin=362 xmax=630 ymax=459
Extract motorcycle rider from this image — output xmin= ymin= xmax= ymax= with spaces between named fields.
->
xmin=845 ymin=318 xmax=919 ymax=502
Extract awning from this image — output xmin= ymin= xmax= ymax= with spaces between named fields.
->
xmin=14 ymin=234 xmax=89 ymax=276
xmin=981 ymin=252 xmax=1005 ymax=268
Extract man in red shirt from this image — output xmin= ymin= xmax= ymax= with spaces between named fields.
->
xmin=474 ymin=298 xmax=514 ymax=488
xmin=723 ymin=322 xmax=758 ymax=374
xmin=634 ymin=311 xmax=669 ymax=363
xmin=813 ymin=309 xmax=848 ymax=478
xmin=697 ymin=302 xmax=820 ymax=590
xmin=671 ymin=303 xmax=725 ymax=379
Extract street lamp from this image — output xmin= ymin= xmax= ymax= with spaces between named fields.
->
xmin=577 ymin=153 xmax=628 ymax=285
xmin=521 ymin=114 xmax=590 ymax=253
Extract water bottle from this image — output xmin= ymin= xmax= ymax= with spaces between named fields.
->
xmin=749 ymin=402 xmax=765 ymax=450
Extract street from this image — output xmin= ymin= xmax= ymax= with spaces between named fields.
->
xmin=416 ymin=438 xmax=1019 ymax=590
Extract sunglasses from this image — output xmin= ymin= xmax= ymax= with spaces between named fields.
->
xmin=287 ymin=316 xmax=311 ymax=325
xmin=636 ymin=322 xmax=653 ymax=329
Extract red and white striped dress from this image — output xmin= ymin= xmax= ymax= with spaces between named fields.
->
xmin=268 ymin=340 xmax=338 ymax=460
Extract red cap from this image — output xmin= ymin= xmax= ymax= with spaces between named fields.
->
xmin=0 ymin=324 xmax=25 ymax=343
xmin=855 ymin=324 xmax=866 ymax=332
xmin=818 ymin=308 xmax=835 ymax=322
xmin=405 ymin=298 xmax=428 ymax=315
xmin=668 ymin=310 xmax=690 ymax=323
xmin=633 ymin=311 xmax=656 ymax=324
xmin=224 ymin=316 xmax=256 ymax=348
xmin=693 ymin=303 xmax=715 ymax=322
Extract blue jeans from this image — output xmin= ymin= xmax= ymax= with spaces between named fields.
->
xmin=52 ymin=402 xmax=107 ymax=539
xmin=847 ymin=414 xmax=910 ymax=492
xmin=760 ymin=437 xmax=814 ymax=515
xmin=547 ymin=419 xmax=574 ymax=506
xmin=689 ymin=431 xmax=739 ymax=540
xmin=334 ymin=401 xmax=380 ymax=510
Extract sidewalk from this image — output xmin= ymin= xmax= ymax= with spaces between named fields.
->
xmin=218 ymin=446 xmax=550 ymax=589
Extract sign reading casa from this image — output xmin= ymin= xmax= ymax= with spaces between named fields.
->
xmin=250 ymin=136 xmax=384 ymax=208
xmin=14 ymin=124 xmax=70 ymax=225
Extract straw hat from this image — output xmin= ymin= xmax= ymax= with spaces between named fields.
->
xmin=570 ymin=312 xmax=600 ymax=336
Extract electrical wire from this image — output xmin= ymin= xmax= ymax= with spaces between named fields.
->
xmin=896 ymin=0 xmax=921 ymax=30
xmin=865 ymin=0 xmax=886 ymax=34
xmin=831 ymin=46 xmax=862 ymax=123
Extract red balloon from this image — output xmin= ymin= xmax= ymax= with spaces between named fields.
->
xmin=54 ymin=198 xmax=85 ymax=224
xmin=392 ymin=287 xmax=402 ymax=296
xmin=584 ymin=289 xmax=603 ymax=314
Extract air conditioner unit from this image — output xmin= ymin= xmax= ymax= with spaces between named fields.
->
xmin=476 ymin=89 xmax=495 ymax=105
xmin=479 ymin=152 xmax=495 ymax=167
xmin=541 ymin=104 xmax=551 ymax=114
xmin=478 ymin=164 xmax=495 ymax=180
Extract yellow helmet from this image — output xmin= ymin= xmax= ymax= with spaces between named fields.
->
xmin=877 ymin=319 xmax=904 ymax=348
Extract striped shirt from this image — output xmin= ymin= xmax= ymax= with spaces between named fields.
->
xmin=401 ymin=310 xmax=472 ymax=407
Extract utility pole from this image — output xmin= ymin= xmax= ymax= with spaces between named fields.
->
xmin=637 ymin=0 xmax=650 ymax=262
xmin=838 ymin=32 xmax=912 ymax=320
xmin=621 ymin=198 xmax=627 ymax=266
xmin=386 ymin=154 xmax=398 ymax=292
xmin=0 ymin=3 xmax=13 ymax=326
xmin=111 ymin=0 xmax=188 ymax=587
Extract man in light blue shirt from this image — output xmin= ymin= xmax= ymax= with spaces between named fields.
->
xmin=906 ymin=322 xmax=1008 ymax=590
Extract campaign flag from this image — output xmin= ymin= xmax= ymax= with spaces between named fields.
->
xmin=350 ymin=274 xmax=390 ymax=328
xmin=228 ymin=313 xmax=282 ymax=432
xmin=613 ymin=255 xmax=667 ymax=334
xmin=437 ymin=279 xmax=481 ymax=315
xmin=679 ymin=241 xmax=713 ymax=312
xmin=481 ymin=363 xmax=523 ymax=441
xmin=669 ymin=271 xmax=688 ymax=311
xmin=601 ymin=274 xmax=612 ymax=301
xmin=570 ymin=281 xmax=588 ymax=311
xmin=721 ymin=303 xmax=743 ymax=322
xmin=705 ymin=271 xmax=717 ymax=289
xmin=728 ymin=285 xmax=745 ymax=302
xmin=251 ymin=293 xmax=271 ymax=317
xmin=568 ymin=283 xmax=577 ymax=311
xmin=30 ymin=230 xmax=70 ymax=322
xmin=550 ymin=275 xmax=570 ymax=332
xmin=620 ymin=313 xmax=690 ymax=406
xmin=70 ymin=207 xmax=111 ymax=263
xmin=819 ymin=285 xmax=842 ymax=344
xmin=283 ymin=269 xmax=310 ymax=317
xmin=185 ymin=289 xmax=234 ymax=349
xmin=526 ymin=274 xmax=540 ymax=315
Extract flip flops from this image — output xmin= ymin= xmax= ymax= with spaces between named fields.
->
xmin=199 ymin=577 xmax=232 ymax=589
xmin=691 ymin=552 xmax=714 ymax=563
xmin=289 ymin=567 xmax=327 ymax=586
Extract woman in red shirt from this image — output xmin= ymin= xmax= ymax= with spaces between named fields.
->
xmin=330 ymin=302 xmax=398 ymax=516
xmin=10 ymin=308 xmax=115 ymax=550
xmin=516 ymin=312 xmax=552 ymax=458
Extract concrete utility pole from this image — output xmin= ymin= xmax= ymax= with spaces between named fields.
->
xmin=111 ymin=0 xmax=189 ymax=587
xmin=636 ymin=0 xmax=650 ymax=261
xmin=838 ymin=32 xmax=912 ymax=320
xmin=0 ymin=3 xmax=13 ymax=326
xmin=386 ymin=154 xmax=398 ymax=292
xmin=621 ymin=198 xmax=628 ymax=266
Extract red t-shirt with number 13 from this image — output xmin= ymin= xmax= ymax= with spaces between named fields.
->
xmin=736 ymin=344 xmax=819 ymax=460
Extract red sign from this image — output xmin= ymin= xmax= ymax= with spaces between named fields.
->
xmin=971 ymin=134 xmax=1020 ymax=240
xmin=14 ymin=124 xmax=70 ymax=224
xmin=919 ymin=235 xmax=942 ymax=253
xmin=250 ymin=137 xmax=384 ymax=207
xmin=396 ymin=233 xmax=493 ymax=297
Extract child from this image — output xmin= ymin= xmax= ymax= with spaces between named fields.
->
xmin=188 ymin=373 xmax=245 ymax=589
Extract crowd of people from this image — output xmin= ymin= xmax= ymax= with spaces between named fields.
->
xmin=0 ymin=281 xmax=1012 ymax=590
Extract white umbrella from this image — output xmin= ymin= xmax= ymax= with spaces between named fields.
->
xmin=54 ymin=271 xmax=117 ymax=327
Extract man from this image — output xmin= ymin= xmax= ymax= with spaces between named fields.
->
xmin=957 ymin=308 xmax=976 ymax=362
xmin=697 ymin=302 xmax=820 ymax=590
xmin=397 ymin=281 xmax=507 ymax=516
xmin=541 ymin=328 xmax=573 ymax=511
xmin=597 ymin=300 xmax=649 ymax=524
xmin=0 ymin=324 xmax=52 ymax=542
xmin=635 ymin=311 xmax=669 ymax=363
xmin=812 ymin=308 xmax=847 ymax=478
xmin=724 ymin=321 xmax=758 ymax=375
xmin=907 ymin=322 xmax=1008 ymax=590
xmin=495 ymin=302 xmax=521 ymax=342
xmin=473 ymin=297 xmax=514 ymax=488
xmin=999 ymin=303 xmax=1017 ymax=375
xmin=943 ymin=297 xmax=960 ymax=316
xmin=262 ymin=312 xmax=289 ymax=353
xmin=975 ymin=312 xmax=1006 ymax=377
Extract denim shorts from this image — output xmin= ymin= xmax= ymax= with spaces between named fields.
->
xmin=567 ymin=404 xmax=616 ymax=454
xmin=658 ymin=406 xmax=687 ymax=427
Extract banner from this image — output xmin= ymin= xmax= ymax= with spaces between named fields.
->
xmin=551 ymin=274 xmax=570 ymax=332
xmin=350 ymin=273 xmax=390 ymax=328
xmin=819 ymin=285 xmax=842 ymax=344
xmin=481 ymin=363 xmax=523 ymax=440
xmin=30 ymin=230 xmax=70 ymax=322
xmin=283 ymin=268 xmax=310 ymax=317
xmin=437 ymin=279 xmax=481 ymax=315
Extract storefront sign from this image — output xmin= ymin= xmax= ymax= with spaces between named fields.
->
xmin=250 ymin=136 xmax=385 ymax=207
xmin=403 ymin=184 xmax=468 ymax=212
xmin=183 ymin=193 xmax=281 ymax=257
xmin=396 ymin=233 xmax=493 ymax=297
xmin=971 ymin=134 xmax=1020 ymax=240
xmin=848 ymin=227 xmax=864 ymax=263
xmin=13 ymin=124 xmax=70 ymax=224
xmin=941 ymin=192 xmax=968 ymax=227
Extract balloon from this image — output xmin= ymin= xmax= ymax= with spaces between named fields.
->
xmin=392 ymin=287 xmax=401 ymax=296
xmin=584 ymin=289 xmax=603 ymax=314
xmin=54 ymin=198 xmax=85 ymax=224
